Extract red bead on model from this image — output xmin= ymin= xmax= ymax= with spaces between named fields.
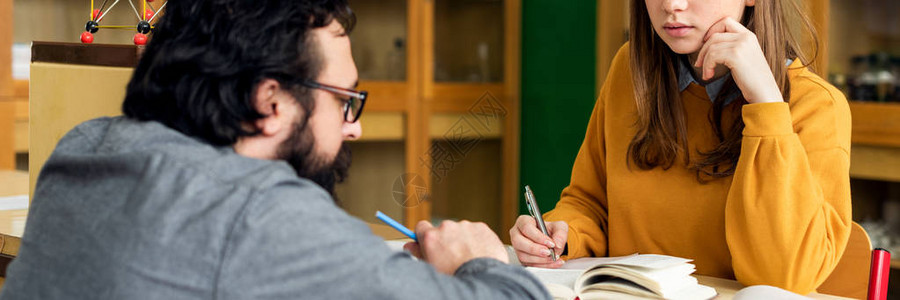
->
xmin=92 ymin=9 xmax=102 ymax=20
xmin=133 ymin=33 xmax=147 ymax=45
xmin=80 ymin=32 xmax=94 ymax=44
xmin=145 ymin=9 xmax=154 ymax=21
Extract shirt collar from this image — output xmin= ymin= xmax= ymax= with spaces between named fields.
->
xmin=676 ymin=57 xmax=795 ymax=105
xmin=676 ymin=56 xmax=740 ymax=105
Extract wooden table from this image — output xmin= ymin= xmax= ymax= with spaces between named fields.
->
xmin=0 ymin=170 xmax=27 ymax=197
xmin=696 ymin=275 xmax=851 ymax=299
xmin=0 ymin=170 xmax=28 ymax=237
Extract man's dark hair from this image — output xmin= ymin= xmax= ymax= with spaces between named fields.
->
xmin=123 ymin=0 xmax=355 ymax=146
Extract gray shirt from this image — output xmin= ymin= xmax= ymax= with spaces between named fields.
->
xmin=0 ymin=117 xmax=548 ymax=300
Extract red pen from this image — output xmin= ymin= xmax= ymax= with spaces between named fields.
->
xmin=868 ymin=248 xmax=891 ymax=300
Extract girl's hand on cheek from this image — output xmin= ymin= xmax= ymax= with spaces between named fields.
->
xmin=693 ymin=17 xmax=784 ymax=104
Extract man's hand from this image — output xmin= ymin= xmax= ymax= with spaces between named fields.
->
xmin=509 ymin=215 xmax=567 ymax=268
xmin=402 ymin=220 xmax=509 ymax=275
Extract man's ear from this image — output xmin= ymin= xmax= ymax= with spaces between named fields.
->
xmin=252 ymin=79 xmax=284 ymax=136
xmin=253 ymin=79 xmax=280 ymax=116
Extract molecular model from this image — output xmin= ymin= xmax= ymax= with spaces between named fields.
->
xmin=81 ymin=0 xmax=167 ymax=45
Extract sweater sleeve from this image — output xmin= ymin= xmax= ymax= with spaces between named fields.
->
xmin=726 ymin=95 xmax=852 ymax=294
xmin=542 ymin=86 xmax=610 ymax=260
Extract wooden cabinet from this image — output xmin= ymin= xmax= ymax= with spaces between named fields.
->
xmin=819 ymin=0 xmax=900 ymax=145
xmin=13 ymin=0 xmax=521 ymax=237
xmin=339 ymin=0 xmax=521 ymax=237
xmin=1 ymin=0 xmax=14 ymax=170
xmin=819 ymin=0 xmax=900 ymax=186
xmin=595 ymin=1 xmax=627 ymax=92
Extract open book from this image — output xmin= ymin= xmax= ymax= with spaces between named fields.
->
xmin=527 ymin=254 xmax=718 ymax=300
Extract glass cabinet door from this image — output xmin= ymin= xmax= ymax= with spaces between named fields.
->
xmin=336 ymin=140 xmax=407 ymax=224
xmin=349 ymin=0 xmax=408 ymax=82
xmin=429 ymin=138 xmax=503 ymax=233
xmin=426 ymin=101 xmax=507 ymax=232
xmin=828 ymin=0 xmax=900 ymax=103
xmin=433 ymin=0 xmax=505 ymax=83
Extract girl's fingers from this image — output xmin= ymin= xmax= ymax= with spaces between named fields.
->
xmin=526 ymin=260 xmax=567 ymax=269
xmin=703 ymin=17 xmax=749 ymax=42
xmin=721 ymin=17 xmax=750 ymax=33
xmin=515 ymin=216 xmax=556 ymax=248
xmin=697 ymin=18 xmax=750 ymax=72
xmin=694 ymin=32 xmax=740 ymax=68
xmin=547 ymin=221 xmax=568 ymax=253
xmin=701 ymin=45 xmax=726 ymax=80
xmin=516 ymin=250 xmax=562 ymax=266
xmin=511 ymin=234 xmax=554 ymax=258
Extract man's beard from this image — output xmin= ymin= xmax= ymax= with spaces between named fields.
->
xmin=276 ymin=119 xmax=351 ymax=204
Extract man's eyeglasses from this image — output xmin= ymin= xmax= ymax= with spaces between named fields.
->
xmin=303 ymin=81 xmax=367 ymax=123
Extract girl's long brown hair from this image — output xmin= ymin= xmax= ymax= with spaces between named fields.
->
xmin=627 ymin=0 xmax=818 ymax=182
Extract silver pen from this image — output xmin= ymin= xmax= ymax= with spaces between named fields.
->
xmin=524 ymin=185 xmax=558 ymax=261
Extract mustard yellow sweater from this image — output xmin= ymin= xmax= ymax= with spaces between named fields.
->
xmin=544 ymin=43 xmax=852 ymax=294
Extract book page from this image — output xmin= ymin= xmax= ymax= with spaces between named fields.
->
xmin=384 ymin=240 xmax=408 ymax=252
xmin=579 ymin=277 xmax=658 ymax=298
xmin=609 ymin=254 xmax=692 ymax=269
xmin=543 ymin=283 xmax=576 ymax=300
xmin=526 ymin=268 xmax=582 ymax=300
xmin=526 ymin=267 xmax=583 ymax=288
xmin=560 ymin=255 xmax=636 ymax=270
xmin=577 ymin=264 xmax=698 ymax=294
xmin=662 ymin=283 xmax=718 ymax=300
xmin=578 ymin=289 xmax=657 ymax=300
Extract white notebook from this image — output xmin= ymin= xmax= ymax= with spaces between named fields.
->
xmin=527 ymin=254 xmax=718 ymax=300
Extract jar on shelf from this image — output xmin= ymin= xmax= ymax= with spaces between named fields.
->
xmin=874 ymin=52 xmax=896 ymax=102
xmin=829 ymin=73 xmax=849 ymax=97
xmin=849 ymin=55 xmax=878 ymax=101
xmin=386 ymin=37 xmax=406 ymax=81
xmin=890 ymin=57 xmax=900 ymax=102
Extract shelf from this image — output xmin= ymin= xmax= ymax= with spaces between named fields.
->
xmin=430 ymin=82 xmax=506 ymax=112
xmin=356 ymin=112 xmax=405 ymax=142
xmin=849 ymin=101 xmax=900 ymax=148
xmin=353 ymin=112 xmax=504 ymax=142
xmin=851 ymin=145 xmax=900 ymax=182
xmin=358 ymin=80 xmax=409 ymax=112
xmin=893 ymin=258 xmax=900 ymax=270
xmin=430 ymin=113 xmax=502 ymax=139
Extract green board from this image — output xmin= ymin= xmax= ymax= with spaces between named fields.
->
xmin=520 ymin=0 xmax=597 ymax=215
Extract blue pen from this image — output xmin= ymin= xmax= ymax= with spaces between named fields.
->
xmin=375 ymin=211 xmax=417 ymax=241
